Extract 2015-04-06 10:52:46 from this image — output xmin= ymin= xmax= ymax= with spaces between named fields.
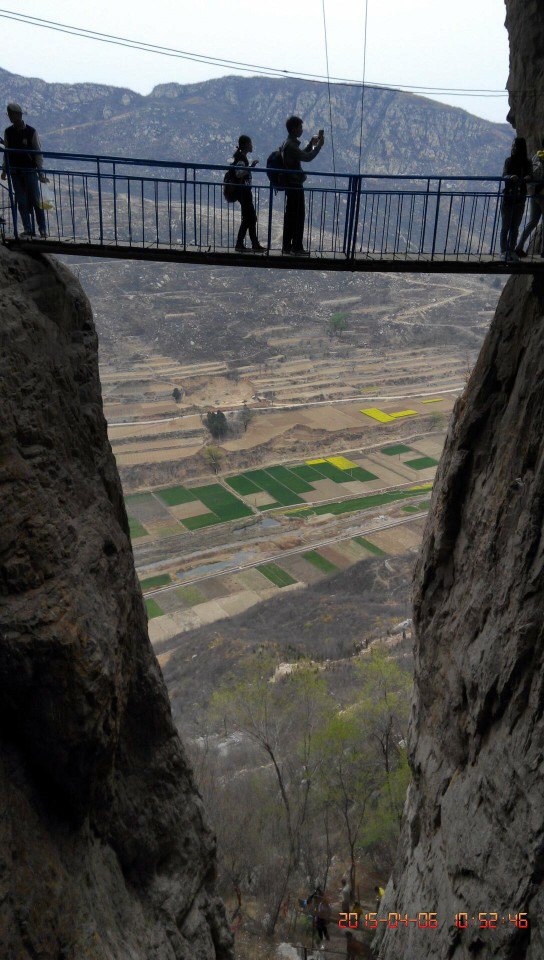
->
xmin=338 ymin=912 xmax=529 ymax=930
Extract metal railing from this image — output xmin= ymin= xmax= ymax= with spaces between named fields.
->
xmin=0 ymin=147 xmax=535 ymax=266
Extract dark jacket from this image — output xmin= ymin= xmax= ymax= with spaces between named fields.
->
xmin=2 ymin=123 xmax=43 ymax=171
xmin=503 ymin=154 xmax=531 ymax=199
xmin=282 ymin=135 xmax=323 ymax=186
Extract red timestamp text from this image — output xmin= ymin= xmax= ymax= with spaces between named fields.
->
xmin=455 ymin=913 xmax=528 ymax=929
xmin=338 ymin=912 xmax=529 ymax=931
xmin=339 ymin=912 xmax=438 ymax=930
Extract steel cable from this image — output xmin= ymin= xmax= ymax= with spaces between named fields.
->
xmin=321 ymin=0 xmax=337 ymax=180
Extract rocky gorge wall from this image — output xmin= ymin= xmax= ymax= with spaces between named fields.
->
xmin=375 ymin=3 xmax=544 ymax=959
xmin=0 ymin=244 xmax=232 ymax=960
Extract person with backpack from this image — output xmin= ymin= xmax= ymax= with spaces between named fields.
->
xmin=225 ymin=135 xmax=265 ymax=253
xmin=281 ymin=115 xmax=324 ymax=256
xmin=1 ymin=102 xmax=49 ymax=239
xmin=515 ymin=136 xmax=544 ymax=259
xmin=313 ymin=892 xmax=331 ymax=949
xmin=500 ymin=137 xmax=531 ymax=260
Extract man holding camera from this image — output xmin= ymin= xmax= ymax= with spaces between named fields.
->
xmin=1 ymin=102 xmax=48 ymax=239
xmin=282 ymin=115 xmax=324 ymax=256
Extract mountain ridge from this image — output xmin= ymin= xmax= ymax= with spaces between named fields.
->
xmin=0 ymin=66 xmax=511 ymax=176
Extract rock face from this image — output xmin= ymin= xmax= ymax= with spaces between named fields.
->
xmin=375 ymin=4 xmax=544 ymax=959
xmin=0 ymin=245 xmax=232 ymax=960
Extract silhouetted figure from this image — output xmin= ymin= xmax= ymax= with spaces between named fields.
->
xmin=231 ymin=135 xmax=265 ymax=253
xmin=516 ymin=136 xmax=544 ymax=259
xmin=314 ymin=893 xmax=331 ymax=948
xmin=1 ymin=102 xmax=48 ymax=238
xmin=500 ymin=137 xmax=531 ymax=259
xmin=282 ymin=115 xmax=324 ymax=255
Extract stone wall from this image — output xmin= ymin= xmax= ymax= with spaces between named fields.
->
xmin=375 ymin=4 xmax=544 ymax=958
xmin=0 ymin=245 xmax=232 ymax=960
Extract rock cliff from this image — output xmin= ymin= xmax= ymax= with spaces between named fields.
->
xmin=375 ymin=3 xmax=544 ymax=958
xmin=0 ymin=244 xmax=232 ymax=960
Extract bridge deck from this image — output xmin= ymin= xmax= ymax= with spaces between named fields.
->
xmin=8 ymin=236 xmax=541 ymax=274
xmin=2 ymin=149 xmax=543 ymax=274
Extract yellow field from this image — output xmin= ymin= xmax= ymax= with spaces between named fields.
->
xmin=327 ymin=456 xmax=358 ymax=469
xmin=361 ymin=407 xmax=418 ymax=423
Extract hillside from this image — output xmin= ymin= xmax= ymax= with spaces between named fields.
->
xmin=0 ymin=67 xmax=511 ymax=175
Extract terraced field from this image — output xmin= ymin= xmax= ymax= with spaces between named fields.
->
xmin=141 ymin=516 xmax=427 ymax=646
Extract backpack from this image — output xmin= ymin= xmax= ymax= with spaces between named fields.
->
xmin=266 ymin=145 xmax=286 ymax=191
xmin=223 ymin=165 xmax=241 ymax=203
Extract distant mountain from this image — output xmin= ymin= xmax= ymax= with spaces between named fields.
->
xmin=0 ymin=67 xmax=511 ymax=176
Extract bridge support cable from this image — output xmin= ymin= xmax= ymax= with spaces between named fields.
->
xmin=357 ymin=0 xmax=370 ymax=176
xmin=321 ymin=0 xmax=337 ymax=182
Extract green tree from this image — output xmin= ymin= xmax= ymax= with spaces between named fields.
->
xmin=211 ymin=659 xmax=332 ymax=933
xmin=203 ymin=445 xmax=224 ymax=474
xmin=354 ymin=647 xmax=412 ymax=867
xmin=315 ymin=712 xmax=377 ymax=896
xmin=172 ymin=387 xmax=182 ymax=402
xmin=327 ymin=312 xmax=348 ymax=339
xmin=204 ymin=409 xmax=228 ymax=439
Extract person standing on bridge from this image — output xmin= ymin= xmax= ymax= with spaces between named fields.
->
xmin=516 ymin=136 xmax=544 ymax=259
xmin=231 ymin=135 xmax=266 ymax=253
xmin=282 ymin=115 xmax=324 ymax=256
xmin=1 ymin=102 xmax=49 ymax=239
xmin=500 ymin=137 xmax=531 ymax=260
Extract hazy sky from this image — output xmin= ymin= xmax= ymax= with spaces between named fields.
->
xmin=2 ymin=0 xmax=510 ymax=124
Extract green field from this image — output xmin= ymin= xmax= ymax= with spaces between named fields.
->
xmin=190 ymin=483 xmax=254 ymax=521
xmin=291 ymin=464 xmax=325 ymax=482
xmin=289 ymin=485 xmax=433 ymax=518
xmin=402 ymin=497 xmax=431 ymax=513
xmin=240 ymin=469 xmax=304 ymax=507
xmin=226 ymin=474 xmax=262 ymax=496
xmin=353 ymin=536 xmax=387 ymax=557
xmin=302 ymin=550 xmax=339 ymax=573
xmin=405 ymin=456 xmax=439 ymax=470
xmin=381 ymin=444 xmax=414 ymax=455
xmin=347 ymin=466 xmax=379 ymax=482
xmin=183 ymin=512 xmax=222 ymax=531
xmin=257 ymin=563 xmax=297 ymax=587
xmin=307 ymin=460 xmax=353 ymax=483
xmin=145 ymin=598 xmax=164 ymax=619
xmin=128 ymin=517 xmax=148 ymax=538
xmin=157 ymin=485 xmax=198 ymax=506
xmin=139 ymin=573 xmax=172 ymax=591
xmin=264 ymin=465 xmax=314 ymax=494
xmin=225 ymin=457 xmax=378 ymax=510
xmin=177 ymin=584 xmax=206 ymax=606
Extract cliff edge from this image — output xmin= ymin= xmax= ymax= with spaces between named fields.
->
xmin=375 ymin=3 xmax=544 ymax=958
xmin=0 ymin=244 xmax=232 ymax=960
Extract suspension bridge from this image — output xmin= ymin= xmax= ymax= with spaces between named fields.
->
xmin=1 ymin=148 xmax=542 ymax=274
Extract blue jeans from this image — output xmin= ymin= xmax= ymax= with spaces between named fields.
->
xmin=10 ymin=168 xmax=46 ymax=234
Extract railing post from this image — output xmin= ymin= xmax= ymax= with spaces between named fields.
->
xmin=96 ymin=158 xmax=104 ymax=246
xmin=112 ymin=161 xmax=117 ymax=243
xmin=183 ymin=167 xmax=187 ymax=251
xmin=430 ymin=178 xmax=442 ymax=260
xmin=349 ymin=175 xmax=362 ymax=260
xmin=267 ymin=184 xmax=274 ymax=254
xmin=342 ymin=176 xmax=352 ymax=256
